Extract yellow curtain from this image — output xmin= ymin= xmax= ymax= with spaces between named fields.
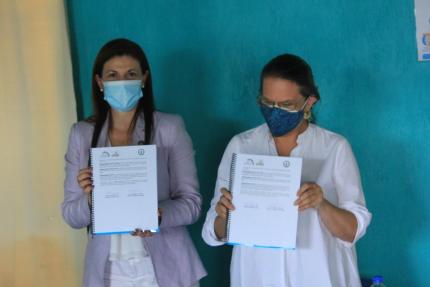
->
xmin=0 ymin=0 xmax=85 ymax=286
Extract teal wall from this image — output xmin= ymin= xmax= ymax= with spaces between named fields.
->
xmin=66 ymin=1 xmax=430 ymax=286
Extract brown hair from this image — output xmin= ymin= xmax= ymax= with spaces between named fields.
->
xmin=88 ymin=38 xmax=155 ymax=147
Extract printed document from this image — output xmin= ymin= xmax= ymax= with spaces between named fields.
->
xmin=226 ymin=153 xmax=302 ymax=248
xmin=415 ymin=0 xmax=430 ymax=61
xmin=91 ymin=145 xmax=158 ymax=235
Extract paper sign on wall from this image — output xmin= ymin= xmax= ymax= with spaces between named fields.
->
xmin=415 ymin=0 xmax=430 ymax=61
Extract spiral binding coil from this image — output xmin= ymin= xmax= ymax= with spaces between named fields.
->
xmin=225 ymin=153 xmax=237 ymax=242
xmin=89 ymin=149 xmax=95 ymax=235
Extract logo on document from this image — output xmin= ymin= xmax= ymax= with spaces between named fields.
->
xmin=423 ymin=33 xmax=430 ymax=46
xmin=101 ymin=151 xmax=110 ymax=158
xmin=255 ymin=160 xmax=264 ymax=166
xmin=138 ymin=149 xmax=145 ymax=156
xmin=283 ymin=160 xmax=290 ymax=168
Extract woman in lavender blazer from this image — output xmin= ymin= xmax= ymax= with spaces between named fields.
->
xmin=61 ymin=38 xmax=206 ymax=287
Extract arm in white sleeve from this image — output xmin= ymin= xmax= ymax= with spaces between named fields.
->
xmin=202 ymin=138 xmax=238 ymax=246
xmin=332 ymin=139 xmax=372 ymax=247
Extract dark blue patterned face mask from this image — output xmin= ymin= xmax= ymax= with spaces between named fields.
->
xmin=260 ymin=102 xmax=306 ymax=137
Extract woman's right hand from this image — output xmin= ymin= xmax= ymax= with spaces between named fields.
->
xmin=215 ymin=187 xmax=235 ymax=219
xmin=214 ymin=187 xmax=235 ymax=239
xmin=77 ymin=167 xmax=93 ymax=205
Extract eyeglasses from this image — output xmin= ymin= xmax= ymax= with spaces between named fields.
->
xmin=257 ymin=96 xmax=308 ymax=112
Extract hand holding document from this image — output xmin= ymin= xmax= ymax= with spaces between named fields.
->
xmin=90 ymin=145 xmax=158 ymax=235
xmin=225 ymin=153 xmax=302 ymax=249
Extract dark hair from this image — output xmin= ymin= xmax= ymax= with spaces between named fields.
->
xmin=259 ymin=54 xmax=320 ymax=100
xmin=88 ymin=38 xmax=155 ymax=147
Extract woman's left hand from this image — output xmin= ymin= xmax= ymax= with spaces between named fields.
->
xmin=295 ymin=183 xmax=358 ymax=242
xmin=132 ymin=229 xmax=155 ymax=237
xmin=131 ymin=208 xmax=162 ymax=238
xmin=294 ymin=183 xmax=325 ymax=211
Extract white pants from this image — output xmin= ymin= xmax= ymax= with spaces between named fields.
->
xmin=104 ymin=257 xmax=158 ymax=287
xmin=105 ymin=280 xmax=200 ymax=287
xmin=104 ymin=257 xmax=199 ymax=287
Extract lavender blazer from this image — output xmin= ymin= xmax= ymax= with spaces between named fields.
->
xmin=61 ymin=111 xmax=207 ymax=287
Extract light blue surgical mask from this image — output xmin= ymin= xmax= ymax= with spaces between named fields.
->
xmin=103 ymin=80 xmax=143 ymax=112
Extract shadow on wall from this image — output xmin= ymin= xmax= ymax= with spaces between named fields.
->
xmin=159 ymin=48 xmax=249 ymax=287
xmin=334 ymin=64 xmax=427 ymax=286
xmin=362 ymin=135 xmax=426 ymax=286
xmin=308 ymin=61 xmax=426 ymax=285
xmin=65 ymin=1 xmax=85 ymax=120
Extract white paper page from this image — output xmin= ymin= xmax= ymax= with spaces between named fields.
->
xmin=227 ymin=153 xmax=302 ymax=249
xmin=415 ymin=0 xmax=430 ymax=61
xmin=91 ymin=145 xmax=158 ymax=235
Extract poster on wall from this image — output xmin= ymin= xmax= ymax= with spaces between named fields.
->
xmin=415 ymin=0 xmax=430 ymax=61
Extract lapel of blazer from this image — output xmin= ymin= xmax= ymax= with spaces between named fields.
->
xmin=131 ymin=112 xmax=146 ymax=145
xmin=96 ymin=116 xmax=109 ymax=147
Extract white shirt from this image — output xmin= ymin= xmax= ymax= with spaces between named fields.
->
xmin=105 ymin=234 xmax=159 ymax=287
xmin=104 ymin=137 xmax=159 ymax=287
xmin=202 ymin=123 xmax=372 ymax=287
xmin=103 ymin=135 xmax=200 ymax=287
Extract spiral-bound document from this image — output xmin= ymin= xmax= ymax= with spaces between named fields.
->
xmin=225 ymin=153 xmax=302 ymax=249
xmin=90 ymin=145 xmax=158 ymax=235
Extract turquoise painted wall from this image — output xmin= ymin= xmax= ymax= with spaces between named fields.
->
xmin=66 ymin=1 xmax=430 ymax=286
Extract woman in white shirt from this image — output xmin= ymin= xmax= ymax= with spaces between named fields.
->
xmin=202 ymin=54 xmax=371 ymax=287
